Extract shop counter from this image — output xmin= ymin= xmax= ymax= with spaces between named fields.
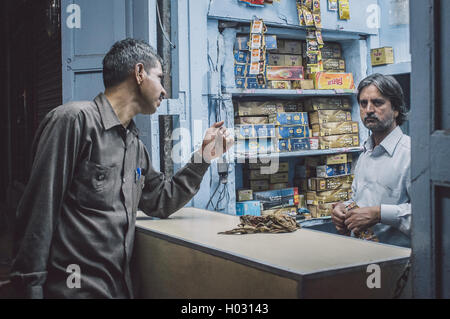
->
xmin=134 ymin=208 xmax=411 ymax=299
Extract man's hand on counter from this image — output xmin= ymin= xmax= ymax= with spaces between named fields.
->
xmin=198 ymin=121 xmax=234 ymax=163
xmin=331 ymin=202 xmax=350 ymax=235
xmin=344 ymin=206 xmax=381 ymax=235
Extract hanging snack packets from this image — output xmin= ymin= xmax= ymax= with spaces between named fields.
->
xmin=251 ymin=19 xmax=265 ymax=34
xmin=297 ymin=1 xmax=305 ymax=26
xmin=316 ymin=30 xmax=324 ymax=46
xmin=251 ymin=49 xmax=264 ymax=63
xmin=251 ymin=34 xmax=262 ymax=49
xmin=328 ymin=0 xmax=338 ymax=11
xmin=303 ymin=0 xmax=313 ymax=10
xmin=339 ymin=0 xmax=350 ymax=20
xmin=313 ymin=13 xmax=323 ymax=28
xmin=307 ymin=39 xmax=319 ymax=52
xmin=303 ymin=7 xmax=315 ymax=26
xmin=312 ymin=0 xmax=321 ymax=13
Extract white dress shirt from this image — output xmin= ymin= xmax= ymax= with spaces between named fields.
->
xmin=351 ymin=126 xmax=411 ymax=247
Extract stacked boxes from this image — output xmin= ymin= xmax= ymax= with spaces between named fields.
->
xmin=306 ymin=97 xmax=359 ymax=150
xmin=304 ymin=154 xmax=354 ymax=218
xmin=243 ymin=161 xmax=290 ymax=192
xmin=267 ymin=39 xmax=304 ymax=89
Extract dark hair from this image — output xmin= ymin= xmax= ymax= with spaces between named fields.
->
xmin=102 ymin=38 xmax=163 ymax=88
xmin=357 ymin=73 xmax=408 ymax=126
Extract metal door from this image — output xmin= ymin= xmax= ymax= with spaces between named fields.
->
xmin=410 ymin=0 xmax=450 ymax=298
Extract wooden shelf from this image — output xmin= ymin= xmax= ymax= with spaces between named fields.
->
xmin=234 ymin=146 xmax=363 ymax=162
xmin=226 ymin=89 xmax=357 ymax=99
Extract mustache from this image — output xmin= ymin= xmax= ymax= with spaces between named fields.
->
xmin=364 ymin=114 xmax=379 ymax=121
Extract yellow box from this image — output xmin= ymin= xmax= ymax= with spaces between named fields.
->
xmin=269 ymin=81 xmax=292 ymax=90
xmin=237 ymin=189 xmax=253 ymax=202
xmin=312 ymin=122 xmax=359 ymax=137
xmin=319 ymin=134 xmax=360 ymax=149
xmin=308 ymin=203 xmax=335 ymax=218
xmin=322 ymin=153 xmax=353 ymax=165
xmin=292 ymin=79 xmax=315 ymax=90
xmin=262 ymin=206 xmax=297 ymax=217
xmin=304 ymin=97 xmax=349 ymax=111
xmin=371 ymin=47 xmax=394 ymax=66
xmin=308 ymin=175 xmax=354 ymax=191
xmin=313 ymin=72 xmax=355 ymax=90
xmin=235 ymin=116 xmax=269 ymax=125
xmin=306 ymin=189 xmax=349 ymax=205
xmin=309 ymin=110 xmax=352 ymax=125
xmin=268 ymin=54 xmax=286 ymax=66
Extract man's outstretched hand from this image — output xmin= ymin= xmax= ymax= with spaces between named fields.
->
xmin=197 ymin=121 xmax=234 ymax=163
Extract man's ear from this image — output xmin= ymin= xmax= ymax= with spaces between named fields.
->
xmin=135 ymin=63 xmax=146 ymax=86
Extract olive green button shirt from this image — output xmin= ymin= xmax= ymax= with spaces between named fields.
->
xmin=11 ymin=93 xmax=210 ymax=299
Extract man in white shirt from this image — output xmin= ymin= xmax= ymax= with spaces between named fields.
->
xmin=331 ymin=73 xmax=411 ymax=247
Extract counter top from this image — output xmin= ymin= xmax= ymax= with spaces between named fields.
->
xmin=136 ymin=208 xmax=411 ymax=278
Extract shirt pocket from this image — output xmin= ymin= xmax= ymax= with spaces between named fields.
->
xmin=74 ymin=160 xmax=117 ymax=210
xmin=134 ymin=176 xmax=146 ymax=212
xmin=376 ymin=169 xmax=401 ymax=202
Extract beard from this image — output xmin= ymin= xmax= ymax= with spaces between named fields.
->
xmin=363 ymin=115 xmax=396 ymax=132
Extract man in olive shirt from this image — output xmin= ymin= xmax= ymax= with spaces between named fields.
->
xmin=10 ymin=39 xmax=233 ymax=298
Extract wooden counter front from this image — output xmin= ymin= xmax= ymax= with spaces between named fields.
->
xmin=134 ymin=208 xmax=411 ymax=299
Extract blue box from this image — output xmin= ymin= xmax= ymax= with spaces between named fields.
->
xmin=235 ymin=36 xmax=249 ymax=50
xmin=269 ymin=112 xmax=309 ymax=125
xmin=234 ymin=50 xmax=249 ymax=63
xmin=246 ymin=77 xmax=266 ymax=89
xmin=236 ymin=201 xmax=262 ymax=216
xmin=235 ymin=125 xmax=256 ymax=139
xmin=235 ymin=77 xmax=245 ymax=88
xmin=277 ymin=139 xmax=290 ymax=152
xmin=316 ymin=163 xmax=352 ymax=177
xmin=234 ymin=63 xmax=247 ymax=77
xmin=276 ymin=125 xmax=310 ymax=139
xmin=290 ymin=138 xmax=311 ymax=151
xmin=254 ymin=124 xmax=275 ymax=138
xmin=265 ymin=35 xmax=278 ymax=50
xmin=256 ymin=138 xmax=274 ymax=153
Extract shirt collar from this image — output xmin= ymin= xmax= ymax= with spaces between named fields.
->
xmin=94 ymin=93 xmax=139 ymax=136
xmin=364 ymin=126 xmax=403 ymax=156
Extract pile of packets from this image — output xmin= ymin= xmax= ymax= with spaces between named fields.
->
xmin=294 ymin=154 xmax=354 ymax=219
xmin=236 ymin=161 xmax=308 ymax=218
xmin=234 ymin=96 xmax=359 ymax=155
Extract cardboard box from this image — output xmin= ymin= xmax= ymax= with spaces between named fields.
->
xmin=236 ymin=201 xmax=261 ymax=216
xmin=246 ymin=77 xmax=266 ymax=89
xmin=270 ymin=172 xmax=289 ymax=184
xmin=322 ymin=153 xmax=353 ymax=165
xmin=371 ymin=47 xmax=394 ymax=66
xmin=235 ymin=36 xmax=249 ymax=50
xmin=276 ymin=125 xmax=311 ymax=139
xmin=304 ymin=97 xmax=350 ymax=111
xmin=308 ymin=175 xmax=354 ymax=191
xmin=316 ymin=163 xmax=352 ymax=178
xmin=319 ymin=134 xmax=360 ymax=149
xmin=236 ymin=101 xmax=301 ymax=117
xmin=235 ymin=139 xmax=259 ymax=154
xmin=254 ymin=187 xmax=299 ymax=210
xmin=237 ymin=189 xmax=254 ymax=202
xmin=268 ymin=54 xmax=286 ymax=66
xmin=269 ymin=81 xmax=292 ymax=90
xmin=247 ymin=161 xmax=289 ymax=172
xmin=284 ymin=55 xmax=303 ymax=66
xmin=235 ymin=77 xmax=245 ymax=88
xmin=306 ymin=189 xmax=349 ymax=205
xmin=235 ymin=125 xmax=256 ymax=139
xmin=265 ymin=35 xmax=278 ymax=50
xmin=283 ymin=40 xmax=302 ymax=54
xmin=267 ymin=66 xmax=304 ymax=81
xmin=290 ymin=138 xmax=311 ymax=151
xmin=235 ymin=116 xmax=268 ymax=125
xmin=309 ymin=137 xmax=319 ymax=150
xmin=270 ymin=183 xmax=290 ymax=190
xmin=234 ymin=63 xmax=247 ymax=77
xmin=268 ymin=112 xmax=309 ymax=125
xmin=253 ymin=124 xmax=275 ymax=138
xmin=294 ymin=79 xmax=314 ymax=90
xmin=234 ymin=50 xmax=249 ymax=63
xmin=323 ymin=59 xmax=346 ymax=72
xmin=309 ymin=110 xmax=352 ymax=125
xmin=308 ymin=203 xmax=335 ymax=218
xmin=257 ymin=138 xmax=275 ymax=153
xmin=313 ymin=72 xmax=355 ymax=90
xmin=247 ymin=169 xmax=270 ymax=181
xmin=312 ymin=122 xmax=359 ymax=137
xmin=321 ymin=42 xmax=342 ymax=59
xmin=250 ymin=180 xmax=270 ymax=192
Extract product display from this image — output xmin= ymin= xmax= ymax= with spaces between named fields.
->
xmin=312 ymin=121 xmax=359 ymax=137
xmin=319 ymin=134 xmax=359 ymax=149
xmin=237 ymin=189 xmax=254 ymax=202
xmin=309 ymin=110 xmax=352 ymax=124
xmin=308 ymin=174 xmax=354 ymax=191
xmin=371 ymin=47 xmax=394 ymax=66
